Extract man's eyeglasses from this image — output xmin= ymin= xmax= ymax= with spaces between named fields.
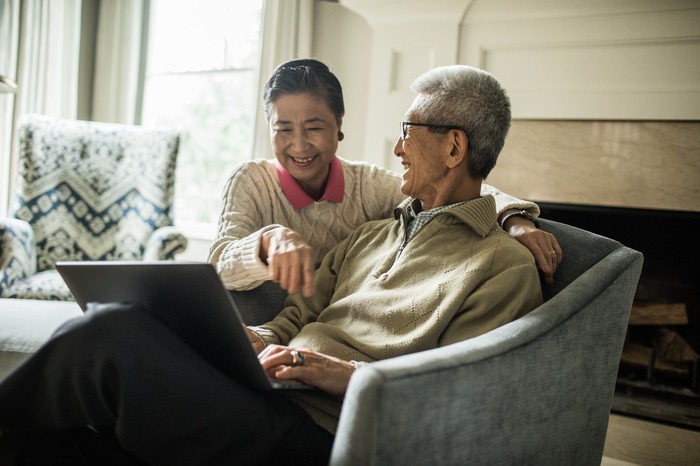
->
xmin=400 ymin=121 xmax=462 ymax=141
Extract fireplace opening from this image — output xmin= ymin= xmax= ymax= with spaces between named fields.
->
xmin=537 ymin=202 xmax=700 ymax=430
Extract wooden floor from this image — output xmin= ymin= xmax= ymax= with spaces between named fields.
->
xmin=601 ymin=414 xmax=700 ymax=465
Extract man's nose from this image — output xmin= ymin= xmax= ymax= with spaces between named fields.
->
xmin=393 ymin=137 xmax=403 ymax=157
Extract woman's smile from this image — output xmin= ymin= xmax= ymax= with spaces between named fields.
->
xmin=289 ymin=154 xmax=319 ymax=167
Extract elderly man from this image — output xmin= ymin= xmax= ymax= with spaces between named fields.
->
xmin=0 ymin=65 xmax=542 ymax=465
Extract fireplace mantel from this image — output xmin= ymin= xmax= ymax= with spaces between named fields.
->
xmin=490 ymin=120 xmax=700 ymax=212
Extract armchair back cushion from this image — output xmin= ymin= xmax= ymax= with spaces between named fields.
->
xmin=1 ymin=114 xmax=185 ymax=300
xmin=14 ymin=114 xmax=179 ymax=267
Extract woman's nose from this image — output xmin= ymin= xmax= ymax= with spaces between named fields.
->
xmin=291 ymin=130 xmax=310 ymax=151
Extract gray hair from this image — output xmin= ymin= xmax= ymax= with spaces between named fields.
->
xmin=410 ymin=65 xmax=511 ymax=179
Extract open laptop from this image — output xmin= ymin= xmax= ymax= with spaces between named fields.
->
xmin=55 ymin=261 xmax=312 ymax=391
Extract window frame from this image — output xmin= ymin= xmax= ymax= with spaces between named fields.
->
xmin=137 ymin=0 xmax=264 ymax=240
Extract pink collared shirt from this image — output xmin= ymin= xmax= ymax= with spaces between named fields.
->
xmin=274 ymin=156 xmax=345 ymax=210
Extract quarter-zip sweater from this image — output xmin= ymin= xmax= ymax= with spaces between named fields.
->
xmin=254 ymin=195 xmax=543 ymax=434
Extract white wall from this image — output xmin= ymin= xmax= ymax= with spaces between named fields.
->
xmin=459 ymin=0 xmax=700 ymax=121
xmin=313 ymin=1 xmax=373 ymax=163
xmin=314 ymin=0 xmax=700 ymax=169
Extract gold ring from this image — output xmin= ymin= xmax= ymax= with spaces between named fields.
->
xmin=549 ymin=250 xmax=557 ymax=255
xmin=290 ymin=350 xmax=305 ymax=367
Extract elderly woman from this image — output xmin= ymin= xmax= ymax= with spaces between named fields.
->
xmin=209 ymin=59 xmax=561 ymax=301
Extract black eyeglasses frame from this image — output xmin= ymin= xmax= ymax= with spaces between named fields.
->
xmin=400 ymin=121 xmax=463 ymax=141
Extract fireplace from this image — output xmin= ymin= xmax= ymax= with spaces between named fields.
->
xmin=537 ymin=202 xmax=700 ymax=430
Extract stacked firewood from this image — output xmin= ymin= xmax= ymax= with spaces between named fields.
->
xmin=621 ymin=302 xmax=698 ymax=378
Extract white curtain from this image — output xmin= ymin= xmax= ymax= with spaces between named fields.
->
xmin=16 ymin=0 xmax=81 ymax=119
xmin=251 ymin=0 xmax=314 ymax=159
xmin=0 ymin=0 xmax=20 ymax=216
xmin=91 ymin=0 xmax=145 ymax=124
xmin=1 ymin=0 xmax=81 ymax=216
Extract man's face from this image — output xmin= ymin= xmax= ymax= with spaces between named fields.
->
xmin=393 ymin=101 xmax=449 ymax=207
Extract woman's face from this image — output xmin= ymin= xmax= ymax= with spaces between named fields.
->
xmin=269 ymin=93 xmax=341 ymax=198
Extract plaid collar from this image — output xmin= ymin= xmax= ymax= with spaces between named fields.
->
xmin=405 ymin=198 xmax=470 ymax=241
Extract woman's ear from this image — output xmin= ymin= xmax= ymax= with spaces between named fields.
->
xmin=445 ymin=129 xmax=468 ymax=169
xmin=337 ymin=112 xmax=345 ymax=141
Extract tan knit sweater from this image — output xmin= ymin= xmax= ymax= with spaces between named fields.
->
xmin=209 ymin=157 xmax=539 ymax=290
xmin=254 ymin=195 xmax=543 ymax=434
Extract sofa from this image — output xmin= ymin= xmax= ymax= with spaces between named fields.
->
xmin=0 ymin=299 xmax=81 ymax=380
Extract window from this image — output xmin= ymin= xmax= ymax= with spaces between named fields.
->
xmin=141 ymin=0 xmax=263 ymax=233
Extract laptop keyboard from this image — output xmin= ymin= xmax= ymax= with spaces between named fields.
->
xmin=268 ymin=376 xmax=314 ymax=390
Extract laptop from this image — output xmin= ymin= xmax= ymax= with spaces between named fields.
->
xmin=55 ymin=261 xmax=312 ymax=391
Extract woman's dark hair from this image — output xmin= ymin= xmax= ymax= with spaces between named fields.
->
xmin=263 ymin=59 xmax=345 ymax=126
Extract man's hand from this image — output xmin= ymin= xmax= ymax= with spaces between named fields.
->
xmin=258 ymin=345 xmax=356 ymax=396
xmin=504 ymin=216 xmax=562 ymax=284
xmin=244 ymin=326 xmax=266 ymax=354
xmin=260 ymin=226 xmax=315 ymax=297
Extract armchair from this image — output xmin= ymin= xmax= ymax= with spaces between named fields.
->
xmin=0 ymin=114 xmax=187 ymax=301
xmin=330 ymin=219 xmax=643 ymax=465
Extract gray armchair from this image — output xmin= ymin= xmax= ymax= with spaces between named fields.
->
xmin=0 ymin=114 xmax=187 ymax=301
xmin=329 ymin=218 xmax=643 ymax=465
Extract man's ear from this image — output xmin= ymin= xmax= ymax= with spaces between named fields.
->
xmin=445 ymin=129 xmax=468 ymax=169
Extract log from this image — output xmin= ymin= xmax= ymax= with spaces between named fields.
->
xmin=620 ymin=342 xmax=653 ymax=368
xmin=629 ymin=302 xmax=688 ymax=326
xmin=620 ymin=342 xmax=689 ymax=376
xmin=652 ymin=327 xmax=700 ymax=362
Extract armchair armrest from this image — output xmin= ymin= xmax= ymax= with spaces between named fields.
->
xmin=331 ymin=245 xmax=643 ymax=466
xmin=143 ymin=226 xmax=189 ymax=261
xmin=0 ymin=218 xmax=37 ymax=295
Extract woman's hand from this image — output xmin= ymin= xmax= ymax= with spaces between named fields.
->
xmin=504 ymin=216 xmax=563 ymax=284
xmin=260 ymin=226 xmax=316 ymax=297
xmin=258 ymin=345 xmax=356 ymax=396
